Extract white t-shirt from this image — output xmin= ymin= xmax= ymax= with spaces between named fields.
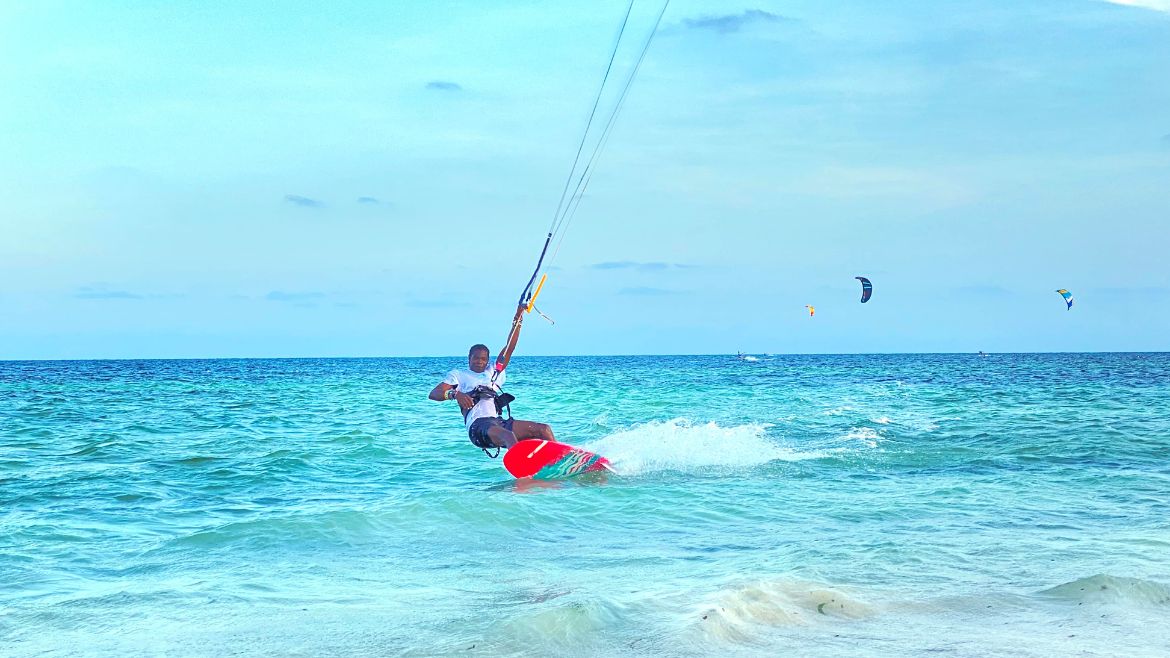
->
xmin=444 ymin=367 xmax=507 ymax=430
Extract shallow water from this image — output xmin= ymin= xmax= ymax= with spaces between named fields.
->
xmin=2 ymin=354 xmax=1168 ymax=656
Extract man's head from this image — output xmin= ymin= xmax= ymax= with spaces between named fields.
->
xmin=468 ymin=344 xmax=490 ymax=372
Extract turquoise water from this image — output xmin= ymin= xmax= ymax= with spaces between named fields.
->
xmin=2 ymin=353 xmax=1169 ymax=656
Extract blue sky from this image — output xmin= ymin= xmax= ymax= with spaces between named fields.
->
xmin=2 ymin=0 xmax=1168 ymax=359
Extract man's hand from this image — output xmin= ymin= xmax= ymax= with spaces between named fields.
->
xmin=454 ymin=390 xmax=474 ymax=413
xmin=514 ymin=303 xmax=526 ymax=322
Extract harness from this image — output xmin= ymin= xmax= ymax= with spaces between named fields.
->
xmin=467 ymin=385 xmax=516 ymax=458
xmin=470 ymin=385 xmax=516 ymax=418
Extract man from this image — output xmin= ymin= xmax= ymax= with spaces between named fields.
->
xmin=429 ymin=304 xmax=555 ymax=452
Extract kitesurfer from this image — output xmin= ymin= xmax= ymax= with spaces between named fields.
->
xmin=428 ymin=304 xmax=555 ymax=452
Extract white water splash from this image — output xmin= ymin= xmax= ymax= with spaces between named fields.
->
xmin=840 ymin=427 xmax=882 ymax=448
xmin=582 ymin=418 xmax=826 ymax=476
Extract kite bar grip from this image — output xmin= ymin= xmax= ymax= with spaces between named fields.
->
xmin=526 ymin=274 xmax=548 ymax=313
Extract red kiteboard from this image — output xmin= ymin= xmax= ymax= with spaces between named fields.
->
xmin=503 ymin=439 xmax=613 ymax=479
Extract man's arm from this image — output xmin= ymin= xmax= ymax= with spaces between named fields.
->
xmin=428 ymin=382 xmax=454 ymax=401
xmin=429 ymin=381 xmax=474 ymax=413
xmin=495 ymin=304 xmax=526 ymax=371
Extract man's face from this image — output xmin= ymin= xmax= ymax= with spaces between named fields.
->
xmin=469 ymin=349 xmax=490 ymax=373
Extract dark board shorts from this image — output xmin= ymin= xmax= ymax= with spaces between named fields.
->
xmin=468 ymin=416 xmax=514 ymax=449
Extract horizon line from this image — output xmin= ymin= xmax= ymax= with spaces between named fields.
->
xmin=2 ymin=350 xmax=1168 ymax=363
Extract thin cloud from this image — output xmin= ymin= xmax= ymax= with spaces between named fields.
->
xmin=1095 ymin=286 xmax=1170 ymax=297
xmin=357 ymin=196 xmax=381 ymax=204
xmin=956 ymin=285 xmax=1013 ymax=297
xmin=590 ymin=261 xmax=693 ymax=272
xmin=619 ymin=286 xmax=681 ymax=296
xmin=683 ymin=9 xmax=789 ymax=34
xmin=266 ymin=291 xmax=326 ymax=302
xmin=74 ymin=287 xmax=142 ymax=300
xmin=426 ymin=81 xmax=463 ymax=91
xmin=407 ymin=299 xmax=471 ymax=308
xmin=1102 ymin=0 xmax=1170 ymax=13
xmin=284 ymin=194 xmax=324 ymax=208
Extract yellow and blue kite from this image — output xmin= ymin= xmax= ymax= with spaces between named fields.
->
xmin=1055 ymin=289 xmax=1073 ymax=310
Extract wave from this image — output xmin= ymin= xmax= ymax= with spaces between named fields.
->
xmin=839 ymin=427 xmax=882 ymax=448
xmin=581 ymin=418 xmax=826 ymax=476
xmin=491 ymin=598 xmax=627 ymax=652
xmin=696 ymin=578 xmax=874 ymax=642
xmin=166 ymin=510 xmax=385 ymax=550
xmin=1039 ymin=574 xmax=1170 ymax=606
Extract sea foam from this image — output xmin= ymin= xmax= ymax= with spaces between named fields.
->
xmin=582 ymin=418 xmax=825 ymax=476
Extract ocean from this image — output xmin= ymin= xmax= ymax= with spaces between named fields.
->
xmin=2 ymin=353 xmax=1168 ymax=656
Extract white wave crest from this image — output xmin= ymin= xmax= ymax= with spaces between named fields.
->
xmin=582 ymin=418 xmax=825 ymax=476
xmin=840 ymin=427 xmax=882 ymax=448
